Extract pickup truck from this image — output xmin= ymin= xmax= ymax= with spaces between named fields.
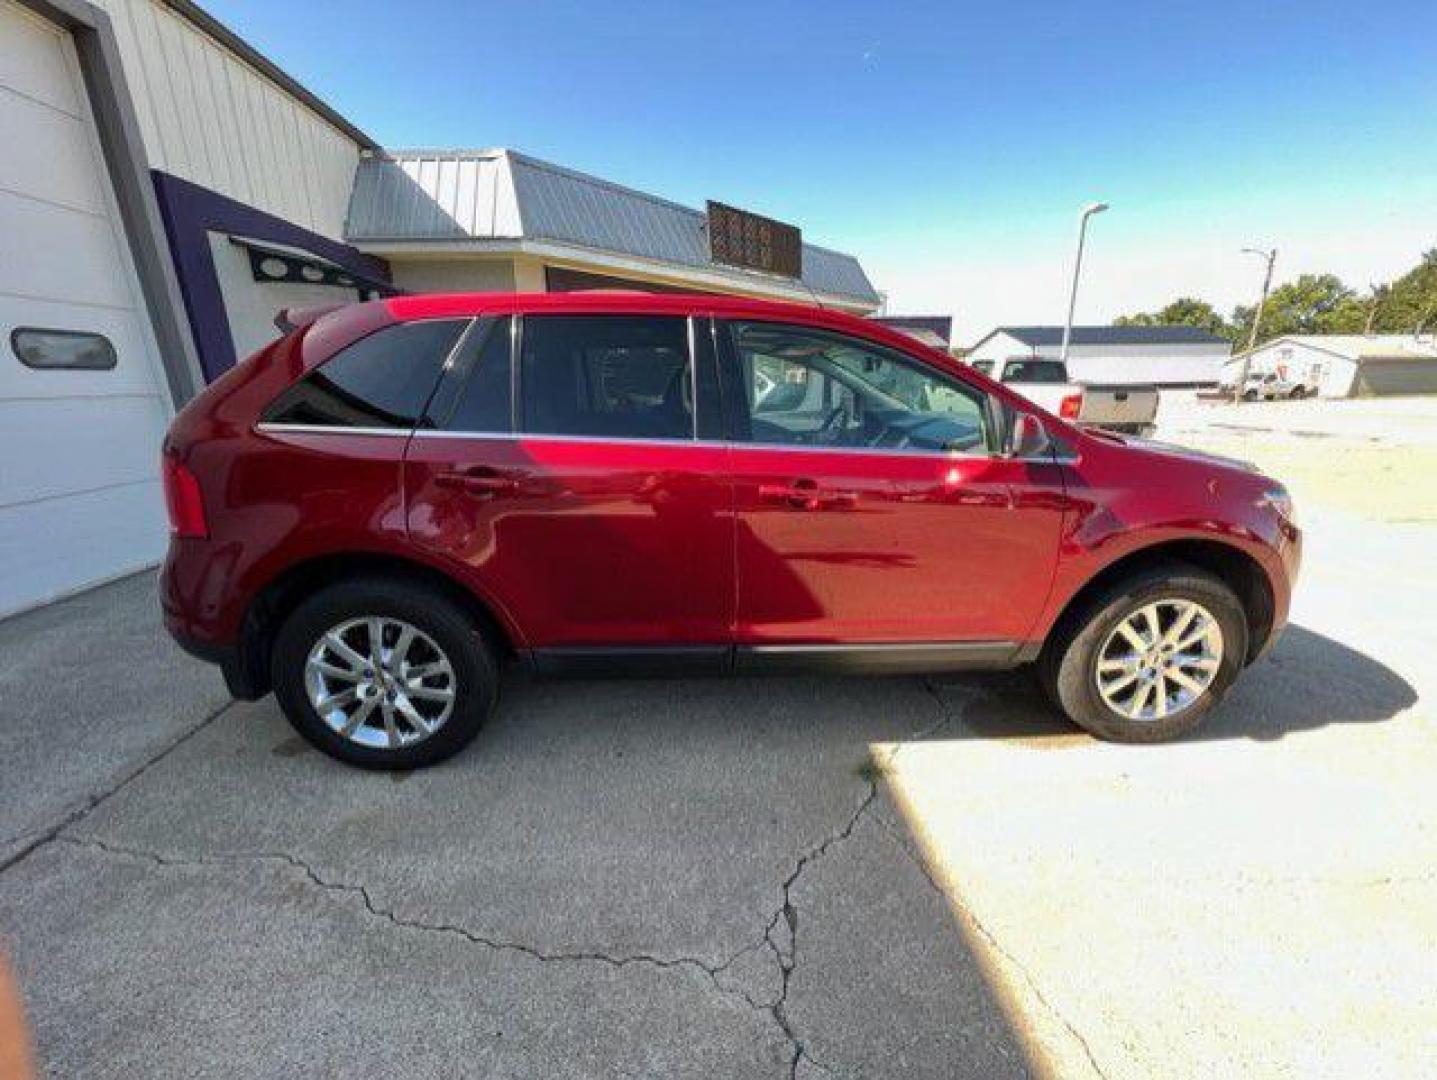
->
xmin=969 ymin=358 xmax=1158 ymax=436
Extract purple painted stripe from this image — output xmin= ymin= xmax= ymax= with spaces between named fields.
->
xmin=150 ymin=170 xmax=394 ymax=382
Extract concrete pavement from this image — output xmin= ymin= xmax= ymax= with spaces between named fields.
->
xmin=0 ymin=572 xmax=228 ymax=867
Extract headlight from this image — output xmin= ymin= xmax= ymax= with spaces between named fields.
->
xmin=1260 ymin=485 xmax=1296 ymax=527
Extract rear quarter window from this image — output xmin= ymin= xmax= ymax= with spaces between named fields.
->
xmin=263 ymin=319 xmax=467 ymax=429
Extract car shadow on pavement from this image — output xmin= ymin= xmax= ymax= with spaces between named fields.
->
xmin=928 ymin=624 xmax=1417 ymax=744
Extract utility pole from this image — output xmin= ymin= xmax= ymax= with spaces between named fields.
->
xmin=1232 ymin=247 xmax=1277 ymax=402
xmin=1364 ymin=283 xmax=1386 ymax=336
xmin=1060 ymin=202 xmax=1109 ymax=365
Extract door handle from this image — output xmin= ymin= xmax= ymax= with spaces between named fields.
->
xmin=758 ymin=479 xmax=857 ymax=511
xmin=434 ymin=468 xmax=519 ymax=496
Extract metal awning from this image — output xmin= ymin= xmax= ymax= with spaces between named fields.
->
xmin=229 ymin=237 xmax=397 ymax=297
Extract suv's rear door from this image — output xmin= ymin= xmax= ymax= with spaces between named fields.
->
xmin=403 ymin=312 xmax=733 ymax=664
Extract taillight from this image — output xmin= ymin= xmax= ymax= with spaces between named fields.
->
xmin=1059 ymin=392 xmax=1082 ymax=420
xmin=162 ymin=453 xmax=208 ymax=538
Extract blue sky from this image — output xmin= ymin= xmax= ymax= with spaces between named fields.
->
xmin=205 ymin=0 xmax=1437 ymax=340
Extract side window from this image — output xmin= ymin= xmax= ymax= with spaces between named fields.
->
xmin=971 ymin=359 xmax=994 ymax=376
xmin=727 ymin=322 xmax=992 ymax=454
xmin=264 ymin=319 xmax=466 ymax=429
xmin=520 ymin=315 xmax=693 ymax=440
xmin=424 ymin=316 xmax=513 ymax=432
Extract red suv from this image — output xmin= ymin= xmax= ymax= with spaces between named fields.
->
xmin=161 ymin=293 xmax=1300 ymax=768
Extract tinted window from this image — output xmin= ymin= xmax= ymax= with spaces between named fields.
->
xmin=12 ymin=327 xmax=116 ymax=370
xmin=971 ymin=360 xmax=994 ymax=375
xmin=520 ymin=315 xmax=693 ymax=440
xmin=264 ymin=319 xmax=466 ymax=428
xmin=425 ymin=317 xmax=513 ymax=432
xmin=728 ymin=322 xmax=991 ymax=453
xmin=1002 ymin=359 xmax=1068 ymax=384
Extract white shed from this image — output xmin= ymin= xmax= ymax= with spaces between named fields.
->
xmin=1221 ymin=335 xmax=1437 ymax=398
xmin=966 ymin=326 xmax=1230 ymax=387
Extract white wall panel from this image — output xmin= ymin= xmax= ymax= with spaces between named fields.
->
xmin=0 ymin=189 xmax=136 ymax=309
xmin=0 ymin=480 xmax=165 ymax=617
xmin=0 ymin=295 xmax=161 ymax=398
xmin=0 ymin=1 xmax=79 ymax=114
xmin=0 ymin=78 xmax=104 ymax=213
xmin=91 ymin=0 xmax=362 ymax=239
xmin=0 ymin=396 xmax=168 ymax=506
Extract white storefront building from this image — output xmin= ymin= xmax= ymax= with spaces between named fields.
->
xmin=1221 ymin=335 xmax=1437 ymax=398
xmin=966 ymin=326 xmax=1231 ymax=387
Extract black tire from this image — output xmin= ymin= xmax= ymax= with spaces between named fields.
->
xmin=271 ymin=577 xmax=498 ymax=769
xmin=1038 ymin=563 xmax=1248 ymax=743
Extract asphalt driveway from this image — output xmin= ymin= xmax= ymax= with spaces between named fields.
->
xmin=1 ymin=407 xmax=1432 ymax=1078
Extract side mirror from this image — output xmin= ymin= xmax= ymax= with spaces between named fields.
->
xmin=1005 ymin=412 xmax=1051 ymax=459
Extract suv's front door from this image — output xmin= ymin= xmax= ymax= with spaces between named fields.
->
xmin=718 ymin=319 xmax=1066 ymax=661
xmin=404 ymin=313 xmax=733 ymax=664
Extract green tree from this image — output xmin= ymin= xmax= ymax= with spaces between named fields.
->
xmin=1115 ymin=297 xmax=1233 ymax=338
xmin=1370 ymin=248 xmax=1437 ymax=334
xmin=1230 ymin=273 xmax=1357 ymax=346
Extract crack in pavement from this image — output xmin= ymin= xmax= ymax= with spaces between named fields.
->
xmin=868 ymin=678 xmax=1112 ymax=1080
xmin=738 ymin=686 xmax=965 ymax=1079
xmin=0 ymin=698 xmax=235 ymax=876
xmin=759 ymin=782 xmax=877 ymax=1080
xmin=55 ymin=834 xmax=747 ymax=987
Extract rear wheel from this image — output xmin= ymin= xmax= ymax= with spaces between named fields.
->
xmin=1039 ymin=564 xmax=1248 ymax=742
xmin=272 ymin=578 xmax=498 ymax=768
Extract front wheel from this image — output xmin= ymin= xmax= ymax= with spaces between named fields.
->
xmin=1038 ymin=564 xmax=1249 ymax=742
xmin=271 ymin=578 xmax=498 ymax=769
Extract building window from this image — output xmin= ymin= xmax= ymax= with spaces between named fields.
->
xmin=11 ymin=328 xmax=117 ymax=371
xmin=263 ymin=319 xmax=467 ymax=429
xmin=520 ymin=316 xmax=693 ymax=441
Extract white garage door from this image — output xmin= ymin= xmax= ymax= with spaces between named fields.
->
xmin=0 ymin=0 xmax=172 ymax=617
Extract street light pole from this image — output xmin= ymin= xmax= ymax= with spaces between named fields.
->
xmin=1059 ymin=202 xmax=1109 ymax=365
xmin=1232 ymin=247 xmax=1277 ymax=402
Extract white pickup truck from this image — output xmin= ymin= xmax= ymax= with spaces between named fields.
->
xmin=969 ymin=358 xmax=1158 ymax=436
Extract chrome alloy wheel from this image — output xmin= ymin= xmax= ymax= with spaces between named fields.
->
xmin=1094 ymin=600 xmax=1224 ymax=722
xmin=304 ymin=617 xmax=456 ymax=749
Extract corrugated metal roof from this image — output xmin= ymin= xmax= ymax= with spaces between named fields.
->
xmin=1000 ymin=325 xmax=1230 ymax=347
xmin=345 ymin=149 xmax=880 ymax=305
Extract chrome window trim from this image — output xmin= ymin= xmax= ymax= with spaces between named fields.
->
xmin=256 ymin=422 xmax=411 ymax=438
xmin=260 ymin=421 xmax=1066 ymax=463
xmin=408 ymin=427 xmax=1002 ymax=461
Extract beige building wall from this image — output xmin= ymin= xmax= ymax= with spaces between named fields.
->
xmin=389 ymin=258 xmax=518 ymax=295
xmin=92 ymin=0 xmax=362 ymax=239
